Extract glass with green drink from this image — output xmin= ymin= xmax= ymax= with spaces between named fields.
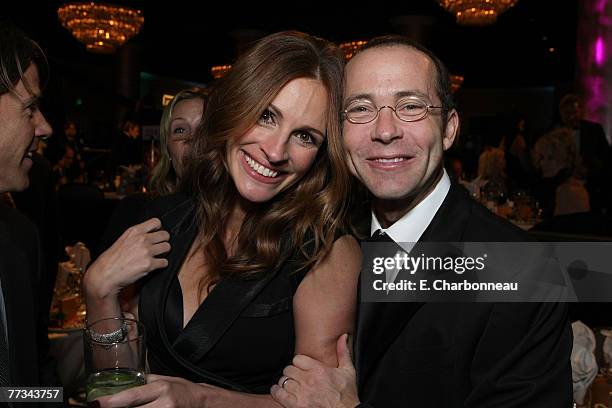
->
xmin=83 ymin=317 xmax=146 ymax=404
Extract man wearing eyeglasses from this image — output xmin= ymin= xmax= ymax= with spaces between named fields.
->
xmin=0 ymin=19 xmax=54 ymax=392
xmin=272 ymin=36 xmax=571 ymax=407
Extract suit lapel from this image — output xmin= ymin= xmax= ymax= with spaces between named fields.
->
xmin=419 ymin=183 xmax=473 ymax=243
xmin=355 ymin=293 xmax=423 ymax=388
xmin=0 ymin=206 xmax=39 ymax=386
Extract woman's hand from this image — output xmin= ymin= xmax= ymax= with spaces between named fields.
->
xmin=84 ymin=218 xmax=171 ymax=300
xmin=94 ymin=375 xmax=219 ymax=408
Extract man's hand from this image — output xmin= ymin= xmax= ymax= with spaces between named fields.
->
xmin=271 ymin=334 xmax=360 ymax=408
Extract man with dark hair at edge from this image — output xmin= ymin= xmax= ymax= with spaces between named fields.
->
xmin=0 ymin=18 xmax=56 ymax=396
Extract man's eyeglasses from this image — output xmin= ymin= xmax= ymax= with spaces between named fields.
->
xmin=343 ymin=97 xmax=443 ymax=124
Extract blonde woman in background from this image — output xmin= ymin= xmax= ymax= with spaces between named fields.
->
xmin=97 ymin=90 xmax=207 ymax=255
xmin=151 ymin=89 xmax=208 ymax=195
xmin=533 ymin=127 xmax=589 ymax=217
xmin=465 ymin=147 xmax=508 ymax=201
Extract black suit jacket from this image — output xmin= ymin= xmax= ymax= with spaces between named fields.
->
xmin=577 ymin=120 xmax=612 ymax=212
xmin=355 ymin=183 xmax=572 ymax=407
xmin=0 ymin=203 xmax=43 ymax=388
xmin=578 ymin=120 xmax=610 ymax=173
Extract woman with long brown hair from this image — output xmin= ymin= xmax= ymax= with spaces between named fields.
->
xmin=84 ymin=31 xmax=361 ymax=407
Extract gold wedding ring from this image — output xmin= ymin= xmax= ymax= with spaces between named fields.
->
xmin=281 ymin=377 xmax=293 ymax=388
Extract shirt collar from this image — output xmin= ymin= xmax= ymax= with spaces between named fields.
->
xmin=371 ymin=169 xmax=451 ymax=245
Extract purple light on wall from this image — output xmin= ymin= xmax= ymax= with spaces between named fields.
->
xmin=595 ymin=37 xmax=606 ymax=66
xmin=585 ymin=76 xmax=606 ymax=123
xmin=596 ymin=0 xmax=609 ymax=14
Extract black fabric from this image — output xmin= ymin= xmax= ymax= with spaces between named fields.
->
xmin=355 ymin=182 xmax=572 ymax=408
xmin=95 ymin=192 xmax=150 ymax=259
xmin=577 ymin=120 xmax=612 ymax=213
xmin=0 ymin=291 xmax=8 ymax=386
xmin=136 ymin=194 xmax=310 ymax=394
xmin=0 ymin=203 xmax=44 ymax=392
xmin=369 ymin=230 xmax=392 ymax=243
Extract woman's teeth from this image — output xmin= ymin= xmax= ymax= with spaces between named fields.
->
xmin=244 ymin=153 xmax=278 ymax=178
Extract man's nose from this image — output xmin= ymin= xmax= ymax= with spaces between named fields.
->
xmin=35 ymin=110 xmax=53 ymax=139
xmin=373 ymin=107 xmax=403 ymax=144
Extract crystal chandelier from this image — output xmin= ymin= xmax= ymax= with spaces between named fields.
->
xmin=339 ymin=40 xmax=368 ymax=60
xmin=211 ymin=65 xmax=232 ymax=79
xmin=450 ymin=74 xmax=464 ymax=93
xmin=58 ymin=2 xmax=144 ymax=54
xmin=437 ymin=0 xmax=518 ymax=26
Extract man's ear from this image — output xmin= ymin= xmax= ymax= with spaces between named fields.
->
xmin=442 ymin=109 xmax=459 ymax=151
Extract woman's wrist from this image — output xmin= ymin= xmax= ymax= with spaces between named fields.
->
xmin=83 ymin=261 xmax=118 ymax=300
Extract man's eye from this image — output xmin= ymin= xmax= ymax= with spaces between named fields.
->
xmin=347 ymin=104 xmax=375 ymax=113
xmin=399 ymin=102 xmax=424 ymax=111
xmin=259 ymin=109 xmax=276 ymax=125
xmin=24 ymin=105 xmax=37 ymax=118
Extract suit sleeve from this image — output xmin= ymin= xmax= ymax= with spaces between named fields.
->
xmin=465 ymin=302 xmax=572 ymax=407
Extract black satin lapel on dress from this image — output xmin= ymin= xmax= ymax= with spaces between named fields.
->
xmin=140 ymin=199 xmax=247 ymax=390
xmin=172 ymin=263 xmax=284 ymax=363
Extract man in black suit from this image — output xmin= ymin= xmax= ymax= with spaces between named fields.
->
xmin=272 ymin=36 xmax=572 ymax=407
xmin=0 ymin=19 xmax=54 ymax=388
xmin=559 ymin=94 xmax=612 ymax=212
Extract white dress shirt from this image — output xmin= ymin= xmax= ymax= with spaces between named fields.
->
xmin=371 ymin=169 xmax=451 ymax=252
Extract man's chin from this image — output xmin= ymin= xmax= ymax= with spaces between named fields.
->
xmin=361 ymin=176 xmax=416 ymax=199
xmin=2 ymin=174 xmax=30 ymax=193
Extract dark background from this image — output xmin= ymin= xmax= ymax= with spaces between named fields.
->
xmin=4 ymin=0 xmax=580 ymax=166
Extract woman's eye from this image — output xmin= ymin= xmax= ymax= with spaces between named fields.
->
xmin=258 ymin=109 xmax=276 ymax=125
xmin=294 ymin=131 xmax=315 ymax=145
xmin=171 ymin=126 xmax=192 ymax=142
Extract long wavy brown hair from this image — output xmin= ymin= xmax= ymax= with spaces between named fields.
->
xmin=183 ymin=31 xmax=351 ymax=289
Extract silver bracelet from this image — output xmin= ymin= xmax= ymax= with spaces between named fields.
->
xmin=87 ymin=321 xmax=128 ymax=343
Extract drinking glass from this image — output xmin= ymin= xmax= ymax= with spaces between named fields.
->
xmin=83 ymin=317 xmax=146 ymax=404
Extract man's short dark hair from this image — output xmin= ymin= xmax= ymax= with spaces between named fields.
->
xmin=0 ymin=18 xmax=48 ymax=97
xmin=559 ymin=93 xmax=582 ymax=109
xmin=355 ymin=35 xmax=455 ymax=124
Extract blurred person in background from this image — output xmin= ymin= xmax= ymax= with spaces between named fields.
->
xmin=111 ymin=118 xmax=144 ymax=170
xmin=97 ymin=89 xmax=208 ymax=258
xmin=499 ymin=116 xmax=534 ymax=190
xmin=465 ymin=147 xmax=508 ymax=202
xmin=558 ymin=94 xmax=611 ymax=213
xmin=53 ymin=143 xmax=85 ymax=186
xmin=150 ymin=88 xmax=208 ymax=195
xmin=533 ymin=127 xmax=590 ymax=217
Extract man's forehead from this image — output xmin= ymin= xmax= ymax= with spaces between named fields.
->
xmin=14 ymin=64 xmax=41 ymax=101
xmin=344 ymin=46 xmax=436 ymax=98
